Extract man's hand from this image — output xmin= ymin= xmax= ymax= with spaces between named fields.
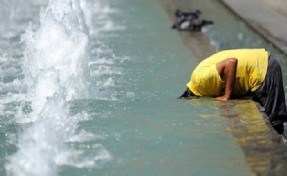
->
xmin=215 ymin=95 xmax=229 ymax=101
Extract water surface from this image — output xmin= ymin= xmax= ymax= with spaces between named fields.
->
xmin=0 ymin=0 xmax=286 ymax=176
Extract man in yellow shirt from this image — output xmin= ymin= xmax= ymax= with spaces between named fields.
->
xmin=180 ymin=48 xmax=287 ymax=136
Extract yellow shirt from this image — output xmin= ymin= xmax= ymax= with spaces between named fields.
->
xmin=186 ymin=49 xmax=269 ymax=97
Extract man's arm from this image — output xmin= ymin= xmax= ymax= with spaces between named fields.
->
xmin=215 ymin=58 xmax=238 ymax=101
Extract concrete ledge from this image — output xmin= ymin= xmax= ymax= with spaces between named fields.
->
xmin=221 ymin=100 xmax=287 ymax=175
xmin=220 ymin=0 xmax=287 ymax=55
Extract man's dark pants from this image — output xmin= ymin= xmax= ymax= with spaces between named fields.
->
xmin=252 ymin=55 xmax=287 ymax=134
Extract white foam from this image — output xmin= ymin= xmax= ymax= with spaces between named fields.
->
xmin=55 ymin=144 xmax=112 ymax=168
xmin=79 ymin=0 xmax=134 ymax=101
xmin=80 ymin=0 xmax=125 ymax=35
xmin=89 ymin=59 xmax=114 ymax=65
xmin=66 ymin=130 xmax=105 ymax=143
xmin=22 ymin=5 xmax=90 ymax=100
xmin=6 ymin=0 xmax=112 ymax=175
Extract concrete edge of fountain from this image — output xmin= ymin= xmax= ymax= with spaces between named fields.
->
xmin=219 ymin=0 xmax=287 ymax=56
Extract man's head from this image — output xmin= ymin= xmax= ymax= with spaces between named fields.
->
xmin=179 ymin=88 xmax=195 ymax=99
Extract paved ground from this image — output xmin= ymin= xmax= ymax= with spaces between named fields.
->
xmin=221 ymin=0 xmax=287 ymax=55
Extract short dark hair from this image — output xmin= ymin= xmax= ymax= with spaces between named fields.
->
xmin=178 ymin=88 xmax=196 ymax=99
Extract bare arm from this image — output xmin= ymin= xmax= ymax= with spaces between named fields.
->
xmin=215 ymin=58 xmax=238 ymax=101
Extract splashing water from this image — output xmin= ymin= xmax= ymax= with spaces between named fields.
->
xmin=5 ymin=0 xmax=112 ymax=175
xmin=23 ymin=0 xmax=90 ymax=103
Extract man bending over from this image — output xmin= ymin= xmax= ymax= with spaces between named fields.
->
xmin=180 ymin=48 xmax=287 ymax=137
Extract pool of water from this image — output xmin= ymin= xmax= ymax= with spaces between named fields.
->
xmin=0 ymin=0 xmax=286 ymax=176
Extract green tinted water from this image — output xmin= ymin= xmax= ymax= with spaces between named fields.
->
xmin=67 ymin=0 xmax=254 ymax=175
xmin=2 ymin=0 xmax=286 ymax=175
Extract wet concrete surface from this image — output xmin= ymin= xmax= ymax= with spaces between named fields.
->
xmin=221 ymin=100 xmax=287 ymax=176
xmin=220 ymin=0 xmax=287 ymax=55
